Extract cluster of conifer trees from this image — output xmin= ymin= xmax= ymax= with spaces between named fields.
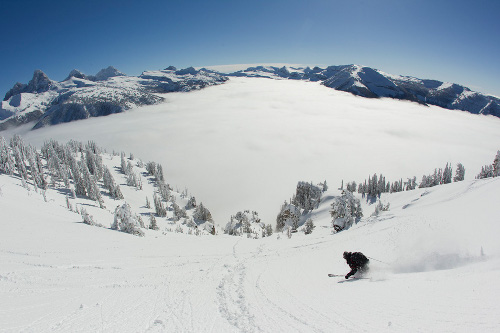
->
xmin=0 ymin=135 xmax=216 ymax=237
xmin=476 ymin=151 xmax=500 ymax=179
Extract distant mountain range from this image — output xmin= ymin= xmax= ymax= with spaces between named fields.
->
xmin=1 ymin=64 xmax=499 ymax=131
xmin=226 ymin=65 xmax=500 ymax=117
xmin=0 ymin=66 xmax=228 ymax=130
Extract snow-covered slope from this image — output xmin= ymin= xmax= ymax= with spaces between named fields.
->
xmin=0 ymin=66 xmax=228 ymax=130
xmin=1 ymin=145 xmax=499 ymax=331
xmin=5 ymin=77 xmax=500 ymax=225
xmin=224 ymin=64 xmax=500 ymax=117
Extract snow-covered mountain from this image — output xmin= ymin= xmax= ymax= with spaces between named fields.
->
xmin=2 ymin=63 xmax=500 ymax=133
xmin=225 ymin=64 xmax=500 ymax=117
xmin=0 ymin=66 xmax=228 ymax=130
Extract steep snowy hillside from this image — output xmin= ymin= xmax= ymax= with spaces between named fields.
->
xmin=6 ymin=77 xmax=500 ymax=224
xmin=224 ymin=65 xmax=500 ymax=117
xmin=1 ymin=141 xmax=499 ymax=331
xmin=0 ymin=66 xmax=228 ymax=130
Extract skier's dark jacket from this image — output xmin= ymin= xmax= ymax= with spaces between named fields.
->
xmin=344 ymin=252 xmax=369 ymax=278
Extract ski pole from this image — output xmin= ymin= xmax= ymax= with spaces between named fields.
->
xmin=367 ymin=256 xmax=390 ymax=265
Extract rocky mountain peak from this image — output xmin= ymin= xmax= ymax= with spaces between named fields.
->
xmin=26 ymin=70 xmax=54 ymax=93
xmin=94 ymin=66 xmax=125 ymax=81
xmin=65 ymin=69 xmax=87 ymax=81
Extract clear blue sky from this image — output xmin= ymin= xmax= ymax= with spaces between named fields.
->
xmin=1 ymin=0 xmax=499 ymax=97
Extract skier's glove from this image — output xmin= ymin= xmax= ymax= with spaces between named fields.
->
xmin=345 ymin=275 xmax=349 ymax=279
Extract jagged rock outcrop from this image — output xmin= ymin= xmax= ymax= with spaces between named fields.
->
xmin=4 ymin=70 xmax=55 ymax=101
xmin=93 ymin=66 xmax=126 ymax=81
xmin=65 ymin=69 xmax=87 ymax=81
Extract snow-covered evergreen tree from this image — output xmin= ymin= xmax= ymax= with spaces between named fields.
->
xmin=493 ymin=151 xmax=500 ymax=177
xmin=276 ymin=201 xmax=300 ymax=232
xmin=103 ymin=166 xmax=123 ymax=199
xmin=120 ymin=152 xmax=127 ymax=174
xmin=153 ymin=192 xmax=167 ymax=217
xmin=443 ymin=163 xmax=453 ymax=184
xmin=186 ymin=196 xmax=197 ymax=209
xmin=331 ymin=190 xmax=363 ymax=232
xmin=405 ymin=176 xmax=417 ymax=190
xmin=346 ymin=181 xmax=357 ymax=193
xmin=112 ymin=203 xmax=144 ymax=236
xmin=193 ymin=202 xmax=213 ymax=222
xmin=0 ymin=136 xmax=15 ymax=175
xmin=81 ymin=207 xmax=96 ymax=226
xmin=476 ymin=165 xmax=494 ymax=179
xmin=171 ymin=201 xmax=187 ymax=221
xmin=304 ymin=218 xmax=315 ymax=235
xmin=149 ymin=213 xmax=159 ymax=230
xmin=293 ymin=181 xmax=322 ymax=211
xmin=157 ymin=181 xmax=171 ymax=201
xmin=79 ymin=159 xmax=104 ymax=208
xmin=371 ymin=200 xmax=390 ymax=217
xmin=12 ymin=146 xmax=28 ymax=181
xmin=67 ymin=152 xmax=86 ymax=197
xmin=85 ymin=145 xmax=104 ymax=181
xmin=454 ymin=163 xmax=465 ymax=182
xmin=65 ymin=195 xmax=73 ymax=211
xmin=265 ymin=224 xmax=273 ymax=237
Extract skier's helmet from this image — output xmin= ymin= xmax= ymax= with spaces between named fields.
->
xmin=343 ymin=251 xmax=350 ymax=259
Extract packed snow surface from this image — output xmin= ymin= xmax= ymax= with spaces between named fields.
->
xmin=1 ymin=167 xmax=499 ymax=332
xmin=5 ymin=77 xmax=500 ymax=224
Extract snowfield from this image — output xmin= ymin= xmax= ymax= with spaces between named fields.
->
xmin=1 ymin=168 xmax=499 ymax=332
xmin=1 ymin=76 xmax=500 ymax=332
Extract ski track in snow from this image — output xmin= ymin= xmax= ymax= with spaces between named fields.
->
xmin=216 ymin=240 xmax=261 ymax=332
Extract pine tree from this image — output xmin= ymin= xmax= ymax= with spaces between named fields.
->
xmin=186 ymin=196 xmax=197 ymax=209
xmin=265 ymin=224 xmax=273 ymax=237
xmin=81 ymin=207 xmax=96 ymax=226
xmin=304 ymin=218 xmax=315 ymax=235
xmin=0 ymin=136 xmax=15 ymax=175
xmin=331 ymin=190 xmax=362 ymax=232
xmin=12 ymin=146 xmax=28 ymax=180
xmin=293 ymin=181 xmax=322 ymax=210
xmin=454 ymin=163 xmax=465 ymax=182
xmin=67 ymin=152 xmax=86 ymax=197
xmin=193 ymin=202 xmax=213 ymax=222
xmin=153 ymin=192 xmax=167 ymax=217
xmin=442 ymin=163 xmax=453 ymax=184
xmin=149 ymin=213 xmax=159 ymax=230
xmin=172 ymin=201 xmax=187 ymax=221
xmin=112 ymin=203 xmax=144 ymax=236
xmin=103 ymin=166 xmax=123 ymax=199
xmin=493 ymin=151 xmax=500 ymax=177
xmin=79 ymin=160 xmax=104 ymax=207
xmin=242 ymin=215 xmax=251 ymax=234
xmin=66 ymin=195 xmax=73 ymax=212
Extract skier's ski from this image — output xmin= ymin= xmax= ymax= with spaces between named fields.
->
xmin=328 ymin=273 xmax=369 ymax=279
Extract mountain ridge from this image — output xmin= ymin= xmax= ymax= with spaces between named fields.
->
xmin=1 ymin=63 xmax=499 ymax=132
xmin=0 ymin=66 xmax=228 ymax=130
xmin=224 ymin=64 xmax=500 ymax=116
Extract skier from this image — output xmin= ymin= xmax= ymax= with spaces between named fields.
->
xmin=343 ymin=251 xmax=369 ymax=279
